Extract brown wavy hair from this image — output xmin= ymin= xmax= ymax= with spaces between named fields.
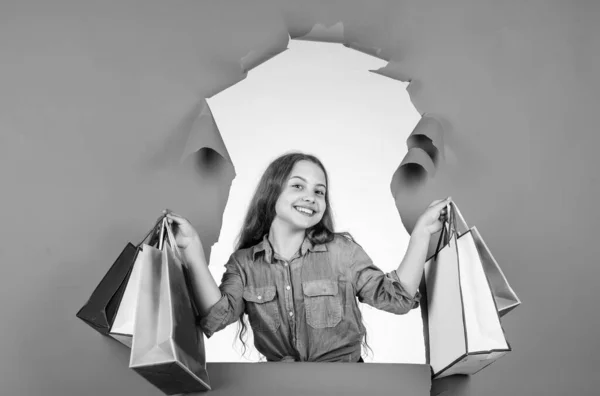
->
xmin=232 ymin=152 xmax=373 ymax=361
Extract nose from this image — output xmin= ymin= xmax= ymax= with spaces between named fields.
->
xmin=303 ymin=194 xmax=315 ymax=203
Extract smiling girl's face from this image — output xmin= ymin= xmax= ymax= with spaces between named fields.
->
xmin=273 ymin=160 xmax=327 ymax=232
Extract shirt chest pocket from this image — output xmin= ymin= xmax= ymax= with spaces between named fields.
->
xmin=302 ymin=280 xmax=342 ymax=329
xmin=243 ymin=286 xmax=281 ymax=333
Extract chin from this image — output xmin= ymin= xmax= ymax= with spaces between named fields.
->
xmin=300 ymin=218 xmax=322 ymax=230
xmin=290 ymin=217 xmax=320 ymax=231
xmin=291 ymin=221 xmax=316 ymax=231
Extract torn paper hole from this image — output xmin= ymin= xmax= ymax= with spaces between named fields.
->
xmin=204 ymin=72 xmax=247 ymax=100
xmin=344 ymin=41 xmax=391 ymax=62
xmin=240 ymin=33 xmax=290 ymax=74
xmin=370 ymin=61 xmax=427 ymax=115
xmin=204 ymin=38 xmax=423 ymax=364
xmin=370 ymin=61 xmax=412 ymax=83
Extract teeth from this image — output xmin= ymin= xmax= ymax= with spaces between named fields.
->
xmin=295 ymin=206 xmax=314 ymax=215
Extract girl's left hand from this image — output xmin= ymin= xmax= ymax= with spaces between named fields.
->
xmin=413 ymin=197 xmax=453 ymax=237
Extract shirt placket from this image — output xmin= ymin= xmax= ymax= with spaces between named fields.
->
xmin=275 ymin=249 xmax=305 ymax=359
xmin=275 ymin=255 xmax=295 ymax=352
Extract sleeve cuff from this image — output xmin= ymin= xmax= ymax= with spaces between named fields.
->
xmin=196 ymin=294 xmax=229 ymax=338
xmin=387 ymin=270 xmax=421 ymax=309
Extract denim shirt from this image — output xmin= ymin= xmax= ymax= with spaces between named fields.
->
xmin=197 ymin=233 xmax=421 ymax=362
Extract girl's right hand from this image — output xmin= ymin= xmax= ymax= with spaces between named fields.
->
xmin=161 ymin=209 xmax=202 ymax=252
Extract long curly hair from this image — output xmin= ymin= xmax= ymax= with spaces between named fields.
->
xmin=232 ymin=152 xmax=373 ymax=361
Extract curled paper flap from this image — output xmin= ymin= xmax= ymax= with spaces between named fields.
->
xmin=344 ymin=41 xmax=391 ymax=61
xmin=400 ymin=147 xmax=436 ymax=175
xmin=293 ymin=21 xmax=345 ymax=43
xmin=370 ymin=61 xmax=411 ymax=83
xmin=180 ymin=100 xmax=231 ymax=163
xmin=391 ymin=147 xmax=436 ymax=198
xmin=407 ymin=115 xmax=445 ymax=165
xmin=240 ymin=34 xmax=290 ymax=74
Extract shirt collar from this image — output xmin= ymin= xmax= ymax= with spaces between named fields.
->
xmin=252 ymin=233 xmax=328 ymax=264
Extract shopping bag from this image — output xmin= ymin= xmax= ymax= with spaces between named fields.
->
xmin=109 ymin=241 xmax=160 ymax=347
xmin=422 ymin=202 xmax=517 ymax=379
xmin=470 ymin=227 xmax=520 ymax=317
xmin=448 ymin=203 xmax=521 ymax=317
xmin=129 ymin=218 xmax=210 ymax=394
xmin=76 ymin=216 xmax=164 ymax=336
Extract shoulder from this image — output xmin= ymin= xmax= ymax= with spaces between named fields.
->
xmin=325 ymin=233 xmax=363 ymax=255
xmin=330 ymin=232 xmax=355 ymax=246
xmin=228 ymin=235 xmax=269 ymax=265
xmin=323 ymin=234 xmax=371 ymax=273
xmin=228 ymin=246 xmax=255 ymax=268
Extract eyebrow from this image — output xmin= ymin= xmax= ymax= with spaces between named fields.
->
xmin=289 ymin=176 xmax=327 ymax=189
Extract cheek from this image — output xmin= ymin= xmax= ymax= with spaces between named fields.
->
xmin=274 ymin=197 xmax=286 ymax=215
xmin=276 ymin=196 xmax=294 ymax=216
xmin=319 ymin=197 xmax=327 ymax=209
xmin=317 ymin=201 xmax=327 ymax=218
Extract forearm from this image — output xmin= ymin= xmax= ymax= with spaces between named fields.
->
xmin=182 ymin=239 xmax=223 ymax=317
xmin=395 ymin=227 xmax=431 ymax=297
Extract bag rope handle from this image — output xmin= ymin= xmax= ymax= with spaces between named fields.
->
xmin=161 ymin=217 xmax=185 ymax=263
xmin=136 ymin=214 xmax=167 ymax=248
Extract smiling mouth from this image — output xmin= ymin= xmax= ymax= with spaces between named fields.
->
xmin=294 ymin=206 xmax=315 ymax=216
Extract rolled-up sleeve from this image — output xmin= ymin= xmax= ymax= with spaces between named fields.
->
xmin=350 ymin=241 xmax=421 ymax=314
xmin=197 ymin=253 xmax=245 ymax=338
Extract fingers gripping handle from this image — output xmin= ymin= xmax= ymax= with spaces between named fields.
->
xmin=433 ymin=201 xmax=460 ymax=258
xmin=431 ymin=201 xmax=470 ymax=259
xmin=160 ymin=217 xmax=184 ymax=262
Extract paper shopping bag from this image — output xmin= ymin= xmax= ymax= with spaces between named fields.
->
xmin=76 ymin=216 xmax=164 ymax=336
xmin=108 ymin=217 xmax=166 ymax=347
xmin=109 ymin=242 xmax=160 ymax=347
xmin=129 ymin=218 xmax=210 ymax=394
xmin=423 ymin=202 xmax=515 ymax=379
xmin=448 ymin=203 xmax=521 ymax=317
xmin=470 ymin=227 xmax=520 ymax=317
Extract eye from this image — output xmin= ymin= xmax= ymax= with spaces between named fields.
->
xmin=292 ymin=184 xmax=303 ymax=190
xmin=316 ymin=190 xmax=325 ymax=196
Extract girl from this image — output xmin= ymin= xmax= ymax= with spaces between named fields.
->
xmin=163 ymin=152 xmax=450 ymax=363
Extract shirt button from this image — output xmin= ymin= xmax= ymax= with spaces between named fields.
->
xmin=286 ymin=285 xmax=291 ymax=290
xmin=284 ymin=263 xmax=288 ymax=267
xmin=257 ymin=295 xmax=262 ymax=300
xmin=289 ymin=311 xmax=294 ymax=317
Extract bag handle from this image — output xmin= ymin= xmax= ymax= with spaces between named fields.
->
xmin=432 ymin=200 xmax=461 ymax=259
xmin=448 ymin=201 xmax=459 ymax=243
xmin=449 ymin=201 xmax=470 ymax=235
xmin=160 ymin=217 xmax=184 ymax=262
xmin=160 ymin=217 xmax=201 ymax=317
xmin=136 ymin=214 xmax=167 ymax=248
xmin=433 ymin=202 xmax=452 ymax=259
